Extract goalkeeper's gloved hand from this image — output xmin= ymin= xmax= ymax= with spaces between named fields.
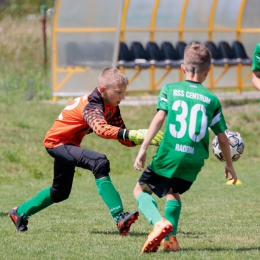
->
xmin=128 ymin=129 xmax=163 ymax=146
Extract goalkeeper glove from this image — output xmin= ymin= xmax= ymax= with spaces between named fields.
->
xmin=128 ymin=129 xmax=163 ymax=146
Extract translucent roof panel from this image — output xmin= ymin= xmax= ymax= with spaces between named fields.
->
xmin=56 ymin=33 xmax=117 ymax=68
xmin=241 ymin=0 xmax=260 ymax=55
xmin=242 ymin=0 xmax=259 ymax=28
xmin=214 ymin=0 xmax=242 ymax=29
xmin=125 ymin=0 xmax=155 ymax=29
xmin=52 ymin=0 xmax=123 ymax=96
xmin=241 ymin=34 xmax=259 ymax=58
xmin=51 ymin=0 xmax=260 ymax=97
xmin=156 ymin=0 xmax=183 ymax=29
xmin=58 ymin=0 xmax=123 ymax=28
xmin=184 ymin=0 xmax=214 ymax=29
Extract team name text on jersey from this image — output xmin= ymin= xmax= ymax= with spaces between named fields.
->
xmin=173 ymin=90 xmax=211 ymax=104
xmin=175 ymin=143 xmax=195 ymax=154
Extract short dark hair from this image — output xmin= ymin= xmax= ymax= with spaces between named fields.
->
xmin=184 ymin=43 xmax=211 ymax=75
xmin=98 ymin=68 xmax=129 ymax=87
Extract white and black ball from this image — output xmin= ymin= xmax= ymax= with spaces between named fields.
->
xmin=212 ymin=130 xmax=244 ymax=162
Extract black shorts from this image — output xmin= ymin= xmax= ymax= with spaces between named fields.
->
xmin=45 ymin=144 xmax=110 ymax=202
xmin=138 ymin=165 xmax=193 ymax=198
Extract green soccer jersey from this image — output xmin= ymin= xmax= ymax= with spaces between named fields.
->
xmin=150 ymin=81 xmax=227 ymax=182
xmin=252 ymin=42 xmax=260 ymax=71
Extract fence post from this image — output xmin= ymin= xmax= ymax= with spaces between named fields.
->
xmin=41 ymin=5 xmax=47 ymax=71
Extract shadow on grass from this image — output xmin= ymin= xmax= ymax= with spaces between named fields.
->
xmin=91 ymin=230 xmax=204 ymax=237
xmin=0 ymin=212 xmax=8 ymax=217
xmin=177 ymin=247 xmax=260 ymax=252
xmin=179 ymin=230 xmax=206 ymax=238
xmin=91 ymin=230 xmax=148 ymax=237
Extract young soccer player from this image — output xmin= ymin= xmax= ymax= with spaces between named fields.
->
xmin=252 ymin=42 xmax=260 ymax=90
xmin=8 ymin=68 xmax=163 ymax=235
xmin=133 ymin=43 xmax=238 ymax=253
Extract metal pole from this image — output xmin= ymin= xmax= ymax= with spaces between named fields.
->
xmin=41 ymin=5 xmax=47 ymax=71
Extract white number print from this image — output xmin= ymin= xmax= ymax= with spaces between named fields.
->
xmin=170 ymin=100 xmax=208 ymax=142
xmin=58 ymin=97 xmax=81 ymax=120
xmin=170 ymin=100 xmax=188 ymax=139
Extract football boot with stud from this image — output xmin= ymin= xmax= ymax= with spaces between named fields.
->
xmin=142 ymin=218 xmax=173 ymax=253
xmin=8 ymin=207 xmax=28 ymax=232
xmin=117 ymin=210 xmax=139 ymax=235
xmin=163 ymin=235 xmax=181 ymax=251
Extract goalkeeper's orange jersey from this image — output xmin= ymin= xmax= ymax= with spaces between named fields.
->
xmin=44 ymin=88 xmax=135 ymax=148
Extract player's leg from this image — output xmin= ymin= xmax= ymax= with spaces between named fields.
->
xmin=134 ymin=183 xmax=162 ymax=226
xmin=70 ymin=145 xmax=138 ymax=235
xmin=134 ymin=166 xmax=173 ymax=253
xmin=163 ymin=191 xmax=182 ymax=251
xmin=163 ymin=178 xmax=193 ymax=251
xmin=9 ymin=145 xmax=75 ymax=232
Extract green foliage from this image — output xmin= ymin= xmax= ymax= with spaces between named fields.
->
xmin=0 ymin=100 xmax=260 ymax=259
xmin=0 ymin=6 xmax=52 ymax=88
xmin=0 ymin=0 xmax=55 ymax=18
xmin=0 ymin=13 xmax=52 ymax=90
xmin=0 ymin=71 xmax=52 ymax=101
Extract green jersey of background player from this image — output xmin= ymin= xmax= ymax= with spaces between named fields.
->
xmin=133 ymin=43 xmax=238 ymax=254
xmin=252 ymin=42 xmax=260 ymax=90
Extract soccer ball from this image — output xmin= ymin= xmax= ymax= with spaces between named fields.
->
xmin=212 ymin=130 xmax=244 ymax=162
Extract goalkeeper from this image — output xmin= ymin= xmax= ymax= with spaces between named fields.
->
xmin=8 ymin=68 xmax=163 ymax=235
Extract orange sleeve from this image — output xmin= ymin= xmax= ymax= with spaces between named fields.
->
xmin=107 ymin=108 xmax=136 ymax=147
xmin=83 ymin=108 xmax=120 ymax=139
xmin=83 ymin=107 xmax=135 ymax=147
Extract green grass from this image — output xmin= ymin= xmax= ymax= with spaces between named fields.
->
xmin=0 ymin=96 xmax=260 ymax=259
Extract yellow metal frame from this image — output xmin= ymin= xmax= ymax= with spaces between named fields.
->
xmin=52 ymin=0 xmax=258 ymax=98
xmin=207 ymin=0 xmax=253 ymax=94
xmin=52 ymin=0 xmax=120 ymax=100
xmin=117 ymin=0 xmax=255 ymax=93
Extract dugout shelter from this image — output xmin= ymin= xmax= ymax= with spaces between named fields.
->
xmin=51 ymin=0 xmax=260 ymax=100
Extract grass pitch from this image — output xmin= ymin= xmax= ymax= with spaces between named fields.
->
xmin=0 ymin=96 xmax=260 ymax=259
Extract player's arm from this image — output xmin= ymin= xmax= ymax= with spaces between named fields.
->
xmin=83 ymin=108 xmax=163 ymax=147
xmin=217 ymin=132 xmax=237 ymax=185
xmin=107 ymin=106 xmax=163 ymax=146
xmin=252 ymin=71 xmax=260 ymax=90
xmin=134 ymin=110 xmax=166 ymax=171
xmin=83 ymin=108 xmax=134 ymax=147
xmin=83 ymin=108 xmax=122 ymax=138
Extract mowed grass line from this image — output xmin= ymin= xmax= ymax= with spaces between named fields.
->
xmin=0 ymin=99 xmax=260 ymax=259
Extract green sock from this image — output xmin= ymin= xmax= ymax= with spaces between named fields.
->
xmin=95 ymin=176 xmax=123 ymax=222
xmin=136 ymin=192 xmax=162 ymax=225
xmin=164 ymin=199 xmax=182 ymax=240
xmin=17 ymin=187 xmax=53 ymax=219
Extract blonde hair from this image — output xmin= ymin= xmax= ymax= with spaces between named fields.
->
xmin=184 ymin=43 xmax=211 ymax=75
xmin=98 ymin=68 xmax=129 ymax=88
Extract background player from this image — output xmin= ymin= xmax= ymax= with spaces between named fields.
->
xmin=8 ymin=68 xmax=163 ymax=235
xmin=252 ymin=42 xmax=260 ymax=90
xmin=133 ymin=43 xmax=237 ymax=253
